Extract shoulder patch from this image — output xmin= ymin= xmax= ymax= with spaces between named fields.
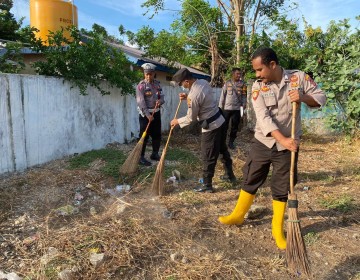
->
xmin=290 ymin=75 xmax=298 ymax=82
xmin=291 ymin=82 xmax=299 ymax=88
xmin=252 ymin=89 xmax=260 ymax=100
xmin=305 ymin=74 xmax=317 ymax=87
xmin=187 ymin=97 xmax=192 ymax=108
xmin=261 ymin=86 xmax=270 ymax=92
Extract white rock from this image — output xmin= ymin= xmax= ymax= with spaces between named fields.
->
xmin=116 ymin=204 xmax=126 ymax=214
xmin=170 ymin=253 xmax=178 ymax=262
xmin=90 ymin=253 xmax=105 ymax=267
xmin=40 ymin=247 xmax=59 ymax=265
xmin=0 ymin=272 xmax=22 ymax=280
xmin=58 ymin=269 xmax=75 ymax=280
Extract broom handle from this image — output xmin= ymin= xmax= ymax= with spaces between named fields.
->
xmin=161 ymin=100 xmax=182 ymax=154
xmin=142 ymin=102 xmax=160 ymax=138
xmin=290 ymin=102 xmax=297 ymax=195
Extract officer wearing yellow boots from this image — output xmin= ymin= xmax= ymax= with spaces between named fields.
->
xmin=218 ymin=47 xmax=326 ymax=250
xmin=136 ymin=63 xmax=165 ymax=166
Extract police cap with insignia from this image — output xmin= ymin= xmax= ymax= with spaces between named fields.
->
xmin=141 ymin=63 xmax=156 ymax=73
xmin=172 ymin=68 xmax=193 ymax=86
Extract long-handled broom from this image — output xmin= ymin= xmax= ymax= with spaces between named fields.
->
xmin=152 ymin=100 xmax=182 ymax=196
xmin=119 ymin=104 xmax=159 ymax=175
xmin=286 ymin=102 xmax=311 ymax=277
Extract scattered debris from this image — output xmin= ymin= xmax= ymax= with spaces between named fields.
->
xmin=55 ymin=205 xmax=78 ymax=216
xmin=22 ymin=234 xmax=39 ymax=246
xmin=40 ymin=247 xmax=59 ymax=265
xmin=58 ymin=269 xmax=75 ymax=280
xmin=115 ymin=184 xmax=131 ymax=192
xmin=89 ymin=253 xmax=105 ymax=267
xmin=172 ymin=169 xmax=181 ymax=181
xmin=0 ymin=271 xmax=22 ymax=280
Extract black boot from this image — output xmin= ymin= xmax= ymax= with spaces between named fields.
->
xmin=194 ymin=177 xmax=214 ymax=193
xmin=150 ymin=152 xmax=161 ymax=161
xmin=221 ymin=162 xmax=236 ymax=183
xmin=139 ymin=156 xmax=151 ymax=166
xmin=220 ymin=173 xmax=237 ymax=183
xmin=193 ymin=184 xmax=214 ymax=193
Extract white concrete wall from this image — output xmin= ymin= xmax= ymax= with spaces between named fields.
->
xmin=0 ymin=74 xmax=221 ymax=174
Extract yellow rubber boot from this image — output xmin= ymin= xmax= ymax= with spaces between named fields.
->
xmin=272 ymin=200 xmax=287 ymax=250
xmin=218 ymin=190 xmax=255 ymax=225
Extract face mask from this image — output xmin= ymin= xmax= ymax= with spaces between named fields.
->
xmin=181 ymin=86 xmax=189 ymax=93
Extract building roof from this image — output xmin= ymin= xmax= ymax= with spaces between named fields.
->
xmin=1 ymin=37 xmax=211 ymax=80
xmin=81 ymin=34 xmax=211 ymax=80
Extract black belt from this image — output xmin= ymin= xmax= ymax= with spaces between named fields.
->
xmin=200 ymin=109 xmax=221 ymax=129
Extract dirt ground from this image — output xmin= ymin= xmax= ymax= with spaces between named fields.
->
xmin=0 ymin=127 xmax=359 ymax=280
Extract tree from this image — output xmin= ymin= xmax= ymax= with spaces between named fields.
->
xmin=140 ymin=0 xmax=289 ymax=85
xmin=31 ymin=27 xmax=141 ymax=95
xmin=0 ymin=41 xmax=24 ymax=73
xmin=80 ymin=23 xmax=124 ymax=44
xmin=304 ymin=18 xmax=360 ymax=136
xmin=0 ymin=0 xmax=21 ymax=40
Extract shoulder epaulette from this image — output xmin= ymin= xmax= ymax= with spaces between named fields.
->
xmin=287 ymin=69 xmax=300 ymax=74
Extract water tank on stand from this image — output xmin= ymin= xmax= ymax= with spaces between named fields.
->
xmin=30 ymin=0 xmax=78 ymax=43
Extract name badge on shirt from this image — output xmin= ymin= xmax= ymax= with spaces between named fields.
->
xmin=262 ymin=92 xmax=275 ymax=98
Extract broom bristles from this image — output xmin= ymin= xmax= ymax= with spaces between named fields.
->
xmin=152 ymin=152 xmax=166 ymax=195
xmin=286 ymin=194 xmax=311 ymax=278
xmin=119 ymin=138 xmax=144 ymax=175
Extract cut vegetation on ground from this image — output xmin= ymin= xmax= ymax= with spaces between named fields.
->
xmin=0 ymin=129 xmax=359 ymax=280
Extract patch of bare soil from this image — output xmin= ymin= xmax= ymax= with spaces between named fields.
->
xmin=0 ymin=128 xmax=359 ymax=280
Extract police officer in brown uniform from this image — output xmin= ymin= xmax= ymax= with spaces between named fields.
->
xmin=136 ymin=63 xmax=165 ymax=166
xmin=218 ymin=47 xmax=326 ymax=250
xmin=219 ymin=67 xmax=247 ymax=150
xmin=170 ymin=68 xmax=235 ymax=193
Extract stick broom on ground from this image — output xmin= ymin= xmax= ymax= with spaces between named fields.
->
xmin=152 ymin=100 xmax=182 ymax=196
xmin=286 ymin=102 xmax=311 ymax=277
xmin=119 ymin=104 xmax=159 ymax=175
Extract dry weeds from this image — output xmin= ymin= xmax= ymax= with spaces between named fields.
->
xmin=0 ymin=128 xmax=359 ymax=280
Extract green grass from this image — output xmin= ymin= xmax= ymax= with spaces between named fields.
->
xmin=165 ymin=148 xmax=200 ymax=165
xmin=304 ymin=231 xmax=320 ymax=245
xmin=179 ymin=190 xmax=204 ymax=205
xmin=163 ymin=147 xmax=201 ymax=179
xmin=319 ymin=194 xmax=355 ymax=213
xmin=68 ymin=147 xmax=200 ymax=180
xmin=68 ymin=148 xmax=126 ymax=177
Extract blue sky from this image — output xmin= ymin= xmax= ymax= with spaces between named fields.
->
xmin=12 ymin=0 xmax=360 ymax=40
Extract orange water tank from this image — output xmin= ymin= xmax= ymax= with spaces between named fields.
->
xmin=30 ymin=0 xmax=78 ymax=43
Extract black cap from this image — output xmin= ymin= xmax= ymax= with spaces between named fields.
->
xmin=172 ymin=68 xmax=192 ymax=86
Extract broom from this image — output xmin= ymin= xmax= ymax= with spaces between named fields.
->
xmin=286 ymin=102 xmax=311 ymax=277
xmin=152 ymin=100 xmax=182 ymax=196
xmin=119 ymin=104 xmax=159 ymax=175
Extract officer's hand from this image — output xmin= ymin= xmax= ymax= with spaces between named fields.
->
xmin=147 ymin=115 xmax=154 ymax=122
xmin=155 ymin=100 xmax=161 ymax=107
xmin=288 ymin=90 xmax=301 ymax=103
xmin=179 ymin=93 xmax=188 ymax=100
xmin=170 ymin=119 xmax=179 ymax=127
xmin=280 ymin=137 xmax=298 ymax=152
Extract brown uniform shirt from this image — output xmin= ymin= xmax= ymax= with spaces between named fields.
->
xmin=252 ymin=69 xmax=327 ymax=151
xmin=136 ymin=79 xmax=165 ymax=117
xmin=178 ymin=79 xmax=224 ymax=132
